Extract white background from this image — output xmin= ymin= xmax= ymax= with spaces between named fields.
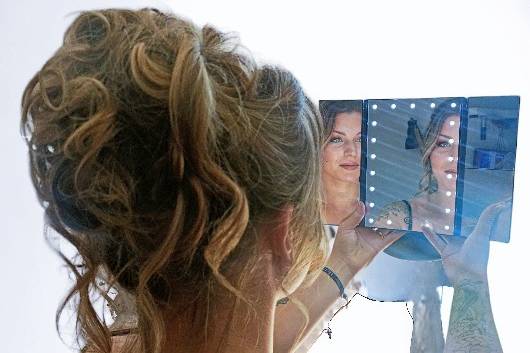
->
xmin=1 ymin=1 xmax=528 ymax=352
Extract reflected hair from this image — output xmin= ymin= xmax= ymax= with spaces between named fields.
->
xmin=418 ymin=99 xmax=461 ymax=194
xmin=319 ymin=100 xmax=363 ymax=140
xmin=21 ymin=8 xmax=327 ymax=353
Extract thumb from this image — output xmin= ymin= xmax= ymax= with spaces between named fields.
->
xmin=339 ymin=200 xmax=365 ymax=230
xmin=468 ymin=202 xmax=504 ymax=244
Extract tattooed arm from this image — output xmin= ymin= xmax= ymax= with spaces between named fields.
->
xmin=422 ymin=202 xmax=508 ymax=353
xmin=410 ymin=287 xmax=445 ymax=353
xmin=445 ymin=280 xmax=502 ymax=353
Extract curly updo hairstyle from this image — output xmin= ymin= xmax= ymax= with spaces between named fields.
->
xmin=21 ymin=8 xmax=327 ymax=353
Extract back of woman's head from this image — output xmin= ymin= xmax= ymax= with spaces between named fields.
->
xmin=21 ymin=8 xmax=326 ymax=352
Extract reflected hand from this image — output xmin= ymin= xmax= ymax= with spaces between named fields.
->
xmin=330 ymin=200 xmax=405 ymax=275
xmin=421 ymin=201 xmax=509 ymax=286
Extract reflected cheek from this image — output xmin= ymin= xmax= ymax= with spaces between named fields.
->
xmin=430 ymin=153 xmax=445 ymax=176
xmin=322 ymin=148 xmax=339 ymax=172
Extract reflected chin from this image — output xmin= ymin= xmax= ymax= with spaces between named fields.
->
xmin=436 ymin=175 xmax=457 ymax=191
xmin=339 ymin=170 xmax=360 ymax=183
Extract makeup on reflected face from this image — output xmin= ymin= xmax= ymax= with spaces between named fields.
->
xmin=430 ymin=115 xmax=460 ymax=192
xmin=322 ymin=111 xmax=362 ymax=184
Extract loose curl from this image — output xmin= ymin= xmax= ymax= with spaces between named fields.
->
xmin=21 ymin=8 xmax=327 ymax=353
xmin=417 ymin=99 xmax=462 ymax=194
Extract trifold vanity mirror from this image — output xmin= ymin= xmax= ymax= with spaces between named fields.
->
xmin=321 ymin=96 xmax=519 ymax=301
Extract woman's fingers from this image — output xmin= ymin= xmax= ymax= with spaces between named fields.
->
xmin=421 ymin=226 xmax=448 ymax=256
xmin=355 ymin=227 xmax=406 ymax=252
xmin=469 ymin=202 xmax=505 ymax=243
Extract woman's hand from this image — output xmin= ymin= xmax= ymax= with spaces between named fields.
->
xmin=421 ymin=201 xmax=509 ymax=286
xmin=422 ymin=201 xmax=509 ymax=353
xmin=329 ymin=200 xmax=405 ymax=276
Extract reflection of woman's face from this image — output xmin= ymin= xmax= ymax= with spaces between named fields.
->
xmin=322 ymin=111 xmax=362 ymax=184
xmin=430 ymin=115 xmax=460 ymax=191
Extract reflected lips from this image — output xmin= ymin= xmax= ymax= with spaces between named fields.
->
xmin=340 ymin=162 xmax=359 ymax=170
xmin=445 ymin=169 xmax=457 ymax=177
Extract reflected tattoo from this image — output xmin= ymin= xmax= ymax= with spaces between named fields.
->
xmin=446 ymin=280 xmax=502 ymax=353
xmin=374 ymin=201 xmax=410 ymax=228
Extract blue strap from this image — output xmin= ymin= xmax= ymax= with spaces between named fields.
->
xmin=323 ymin=266 xmax=348 ymax=300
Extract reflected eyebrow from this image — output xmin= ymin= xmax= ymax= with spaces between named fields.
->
xmin=332 ymin=130 xmax=361 ymax=136
xmin=438 ymin=134 xmax=455 ymax=139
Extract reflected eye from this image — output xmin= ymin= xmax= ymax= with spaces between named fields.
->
xmin=436 ymin=141 xmax=450 ymax=148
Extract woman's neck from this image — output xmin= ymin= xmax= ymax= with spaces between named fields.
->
xmin=161 ymin=289 xmax=276 ymax=353
xmin=323 ymin=176 xmax=359 ymax=224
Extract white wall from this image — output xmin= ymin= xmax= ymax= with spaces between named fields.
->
xmin=1 ymin=1 xmax=529 ymax=352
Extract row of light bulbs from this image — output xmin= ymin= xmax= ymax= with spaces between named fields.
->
xmin=371 ymin=102 xmax=458 ymax=110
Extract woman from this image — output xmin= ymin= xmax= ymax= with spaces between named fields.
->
xmin=21 ymin=9 xmax=503 ymax=353
xmin=374 ymin=100 xmax=461 ymax=234
xmin=21 ymin=9 xmax=332 ymax=353
xmin=319 ymin=100 xmax=363 ymax=225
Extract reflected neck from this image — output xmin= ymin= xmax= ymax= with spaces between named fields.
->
xmin=323 ymin=177 xmax=359 ymax=224
xmin=425 ymin=189 xmax=457 ymax=210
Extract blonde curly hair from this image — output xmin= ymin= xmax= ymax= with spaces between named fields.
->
xmin=21 ymin=8 xmax=327 ymax=353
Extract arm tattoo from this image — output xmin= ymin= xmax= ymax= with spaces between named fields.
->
xmin=445 ymin=280 xmax=502 ymax=353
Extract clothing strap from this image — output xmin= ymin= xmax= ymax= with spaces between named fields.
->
xmin=402 ymin=199 xmax=413 ymax=231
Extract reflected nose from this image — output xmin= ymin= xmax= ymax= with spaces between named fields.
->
xmin=450 ymin=144 xmax=458 ymax=162
xmin=447 ymin=148 xmax=458 ymax=167
xmin=344 ymin=141 xmax=355 ymax=156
